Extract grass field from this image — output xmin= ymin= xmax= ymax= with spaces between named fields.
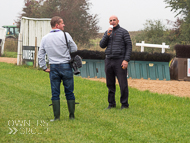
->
xmin=1 ymin=51 xmax=17 ymax=58
xmin=0 ymin=63 xmax=190 ymax=142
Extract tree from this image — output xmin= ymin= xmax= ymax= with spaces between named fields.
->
xmin=17 ymin=0 xmax=100 ymax=45
xmin=166 ymin=17 xmax=183 ymax=43
xmin=135 ymin=20 xmax=166 ymax=43
xmin=164 ymin=0 xmax=190 ymax=44
xmin=134 ymin=20 xmax=168 ymax=53
xmin=164 ymin=0 xmax=190 ymax=18
xmin=22 ymin=0 xmax=42 ymax=18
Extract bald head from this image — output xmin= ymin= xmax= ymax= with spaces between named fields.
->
xmin=109 ymin=15 xmax=118 ymax=20
xmin=109 ymin=15 xmax=119 ymax=27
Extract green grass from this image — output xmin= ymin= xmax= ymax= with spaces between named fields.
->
xmin=1 ymin=51 xmax=17 ymax=58
xmin=0 ymin=63 xmax=190 ymax=142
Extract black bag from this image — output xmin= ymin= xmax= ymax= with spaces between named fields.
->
xmin=64 ymin=32 xmax=82 ymax=75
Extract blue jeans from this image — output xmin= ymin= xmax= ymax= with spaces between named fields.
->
xmin=50 ymin=63 xmax=75 ymax=101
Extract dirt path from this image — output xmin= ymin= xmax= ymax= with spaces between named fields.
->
xmin=84 ymin=78 xmax=190 ymax=98
xmin=0 ymin=57 xmax=17 ymax=64
xmin=0 ymin=57 xmax=190 ymax=98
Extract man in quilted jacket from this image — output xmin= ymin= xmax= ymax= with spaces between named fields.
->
xmin=100 ymin=15 xmax=132 ymax=109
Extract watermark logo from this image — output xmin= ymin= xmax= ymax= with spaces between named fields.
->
xmin=8 ymin=120 xmax=48 ymax=135
xmin=8 ymin=127 xmax=18 ymax=134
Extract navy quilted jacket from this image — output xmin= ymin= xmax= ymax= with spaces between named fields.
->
xmin=99 ymin=24 xmax=132 ymax=62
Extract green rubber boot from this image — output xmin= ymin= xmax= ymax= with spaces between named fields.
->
xmin=67 ymin=100 xmax=75 ymax=119
xmin=50 ymin=100 xmax=60 ymax=122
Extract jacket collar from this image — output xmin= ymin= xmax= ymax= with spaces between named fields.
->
xmin=113 ymin=24 xmax=120 ymax=30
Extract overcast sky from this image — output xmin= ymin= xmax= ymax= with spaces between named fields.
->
xmin=0 ymin=0 xmax=178 ymax=32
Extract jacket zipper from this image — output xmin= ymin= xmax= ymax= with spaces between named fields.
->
xmin=111 ymin=30 xmax=114 ymax=54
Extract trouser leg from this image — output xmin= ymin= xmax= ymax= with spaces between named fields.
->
xmin=50 ymin=67 xmax=61 ymax=101
xmin=105 ymin=59 xmax=116 ymax=106
xmin=49 ymin=65 xmax=61 ymax=121
xmin=62 ymin=65 xmax=75 ymax=100
xmin=63 ymin=75 xmax=75 ymax=119
xmin=115 ymin=59 xmax=129 ymax=107
xmin=60 ymin=64 xmax=75 ymax=119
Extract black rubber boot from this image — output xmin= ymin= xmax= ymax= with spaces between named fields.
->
xmin=50 ymin=100 xmax=60 ymax=122
xmin=67 ymin=100 xmax=75 ymax=119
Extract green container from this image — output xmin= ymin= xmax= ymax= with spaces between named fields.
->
xmin=128 ymin=61 xmax=170 ymax=80
xmin=79 ymin=59 xmax=105 ymax=78
xmin=79 ymin=59 xmax=170 ymax=81
xmin=26 ymin=61 xmax=33 ymax=66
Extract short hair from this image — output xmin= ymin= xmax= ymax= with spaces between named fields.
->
xmin=50 ymin=16 xmax=62 ymax=28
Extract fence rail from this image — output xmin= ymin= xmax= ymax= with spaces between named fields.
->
xmin=136 ymin=41 xmax=170 ymax=53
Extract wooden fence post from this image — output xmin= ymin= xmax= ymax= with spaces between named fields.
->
xmin=34 ymin=37 xmax=37 ymax=68
xmin=17 ymin=33 xmax=22 ymax=65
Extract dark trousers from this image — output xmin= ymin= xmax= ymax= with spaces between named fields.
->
xmin=105 ymin=58 xmax=129 ymax=107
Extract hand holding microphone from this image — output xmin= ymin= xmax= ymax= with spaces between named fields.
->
xmin=107 ymin=25 xmax=113 ymax=36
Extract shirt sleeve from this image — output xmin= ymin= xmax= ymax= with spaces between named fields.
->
xmin=38 ymin=38 xmax=47 ymax=70
xmin=66 ymin=33 xmax=77 ymax=53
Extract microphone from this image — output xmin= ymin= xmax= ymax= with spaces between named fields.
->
xmin=108 ymin=25 xmax=113 ymax=34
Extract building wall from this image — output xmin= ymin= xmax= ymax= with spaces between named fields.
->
xmin=20 ymin=17 xmax=51 ymax=47
xmin=0 ymin=27 xmax=7 ymax=55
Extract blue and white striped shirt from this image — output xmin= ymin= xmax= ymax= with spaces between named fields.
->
xmin=38 ymin=29 xmax=77 ymax=70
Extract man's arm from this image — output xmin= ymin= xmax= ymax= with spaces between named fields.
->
xmin=66 ymin=33 xmax=77 ymax=53
xmin=121 ymin=30 xmax=132 ymax=69
xmin=99 ymin=31 xmax=110 ymax=49
xmin=38 ymin=38 xmax=48 ymax=71
xmin=123 ymin=30 xmax=132 ymax=62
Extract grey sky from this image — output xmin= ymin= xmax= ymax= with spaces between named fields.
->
xmin=0 ymin=0 xmax=178 ymax=32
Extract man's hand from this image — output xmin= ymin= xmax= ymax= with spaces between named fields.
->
xmin=107 ymin=27 xmax=113 ymax=36
xmin=121 ymin=60 xmax=128 ymax=70
xmin=44 ymin=68 xmax=50 ymax=73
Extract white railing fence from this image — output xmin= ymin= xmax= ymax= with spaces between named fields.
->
xmin=136 ymin=41 xmax=170 ymax=53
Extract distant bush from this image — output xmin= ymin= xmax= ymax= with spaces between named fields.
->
xmin=175 ymin=45 xmax=190 ymax=58
xmin=4 ymin=38 xmax=18 ymax=52
xmin=71 ymin=50 xmax=174 ymax=62
xmin=131 ymin=52 xmax=174 ymax=62
xmin=71 ymin=50 xmax=105 ymax=60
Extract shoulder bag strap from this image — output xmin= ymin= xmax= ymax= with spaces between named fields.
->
xmin=64 ymin=32 xmax=71 ymax=53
